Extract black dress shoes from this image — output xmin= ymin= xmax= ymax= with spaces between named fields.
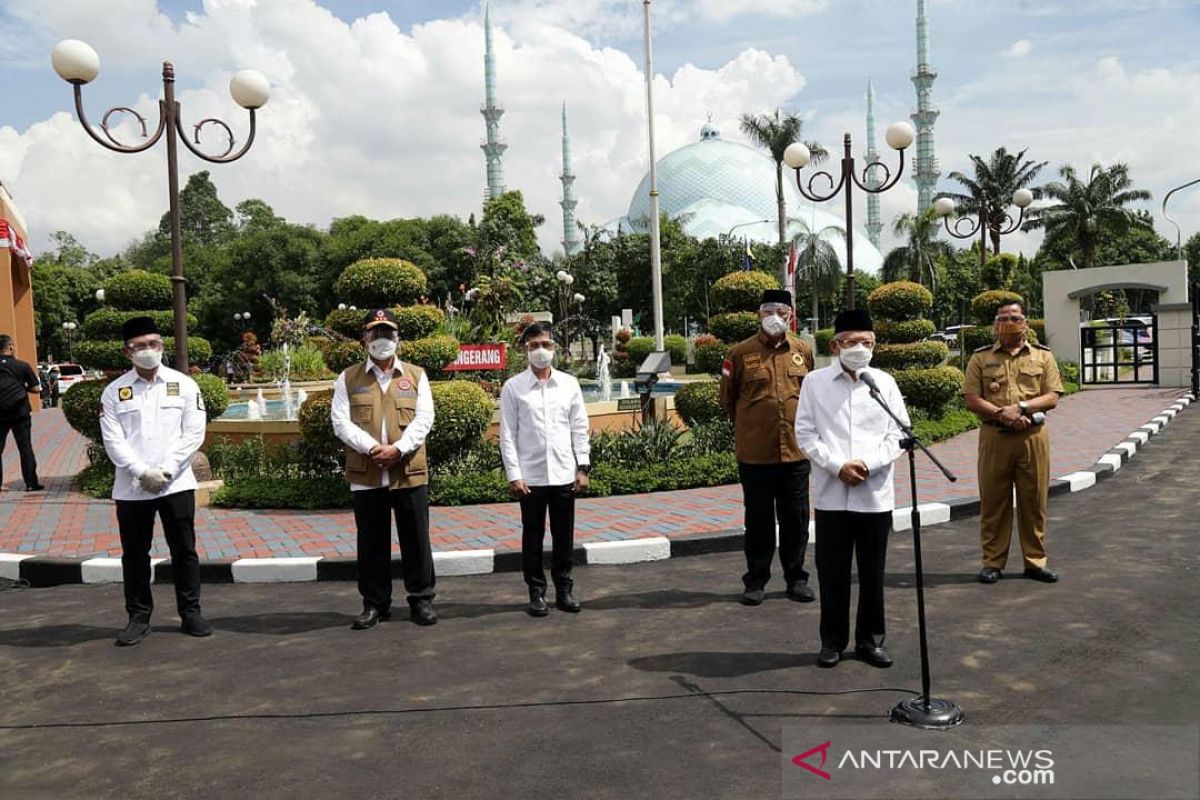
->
xmin=979 ymin=567 xmax=1002 ymax=584
xmin=115 ymin=619 xmax=152 ymax=647
xmin=181 ymin=612 xmax=212 ymax=637
xmin=1023 ymin=566 xmax=1059 ymax=583
xmin=528 ymin=590 xmax=549 ymax=617
xmin=817 ymin=648 xmax=841 ymax=668
xmin=787 ymin=581 xmax=816 ymax=602
xmin=351 ymin=606 xmax=390 ymax=630
xmin=855 ymin=643 xmax=893 ymax=668
xmin=555 ymin=589 xmax=582 ymax=613
xmin=740 ymin=588 xmax=765 ymax=606
xmin=25 ymin=484 xmax=45 ymax=492
xmin=409 ymin=598 xmax=438 ymax=626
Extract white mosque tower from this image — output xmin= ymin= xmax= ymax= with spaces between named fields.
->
xmin=559 ymin=102 xmax=581 ymax=255
xmin=863 ymin=78 xmax=883 ymax=250
xmin=911 ymin=0 xmax=940 ymax=214
xmin=480 ymin=0 xmax=507 ymax=201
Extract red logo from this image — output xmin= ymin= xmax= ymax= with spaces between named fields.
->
xmin=792 ymin=741 xmax=832 ymax=780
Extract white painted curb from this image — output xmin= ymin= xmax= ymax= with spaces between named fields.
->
xmin=1058 ymin=471 xmax=1097 ymax=492
xmin=0 ymin=553 xmax=33 ymax=580
xmin=232 ymin=556 xmax=321 ymax=583
xmin=584 ymin=537 xmax=671 ymax=564
xmin=893 ymin=503 xmax=952 ymax=532
xmin=81 ymin=557 xmax=167 ymax=583
xmin=1097 ymin=453 xmax=1123 ymax=471
xmin=433 ymin=549 xmax=494 ymax=576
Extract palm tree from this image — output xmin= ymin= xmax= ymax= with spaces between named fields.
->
xmin=789 ymin=217 xmax=844 ymax=330
xmin=1022 ymin=162 xmax=1153 ymax=270
xmin=739 ymin=109 xmax=826 ymax=284
xmin=884 ymin=208 xmax=954 ymax=290
xmin=945 ymin=147 xmax=1047 ymax=255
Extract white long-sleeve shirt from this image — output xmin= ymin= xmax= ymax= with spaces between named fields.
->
xmin=794 ymin=364 xmax=909 ymax=513
xmin=100 ymin=365 xmax=207 ymax=501
xmin=499 ymin=368 xmax=590 ymax=486
xmin=330 ymin=360 xmax=435 ymax=491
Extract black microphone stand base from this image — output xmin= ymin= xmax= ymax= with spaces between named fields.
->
xmin=890 ymin=697 xmax=965 ymax=730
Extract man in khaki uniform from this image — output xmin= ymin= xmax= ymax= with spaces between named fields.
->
xmin=331 ymin=309 xmax=438 ymax=628
xmin=719 ymin=289 xmax=816 ymax=605
xmin=963 ymin=300 xmax=1064 ymax=584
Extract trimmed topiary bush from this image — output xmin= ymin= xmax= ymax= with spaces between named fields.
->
xmin=815 ymin=328 xmax=835 ymax=355
xmin=392 ymin=305 xmax=445 ymax=341
xmin=872 ymin=341 xmax=949 ymax=371
xmin=194 ymin=373 xmax=229 ymax=422
xmin=428 ymin=380 xmax=494 ymax=465
xmin=62 ymin=378 xmax=112 ymax=441
xmin=297 ymin=392 xmax=343 ymax=473
xmin=709 ymin=311 xmax=759 ymax=344
xmin=875 ymin=319 xmax=936 ymax=345
xmin=323 ymin=308 xmax=365 ymax=339
xmin=626 ymin=337 xmax=656 ymax=366
xmin=970 ymin=290 xmax=1025 ymax=325
xmin=695 ymin=341 xmax=731 ymax=376
xmin=323 ymin=339 xmax=364 ymax=373
xmin=673 ymin=381 xmax=722 ymax=426
xmin=663 ymin=334 xmax=688 ymax=366
xmin=82 ymin=309 xmax=196 ymax=340
xmin=893 ymin=366 xmax=964 ymax=414
xmin=334 ymin=258 xmax=427 ymax=308
xmin=104 ymin=270 xmax=173 ymax=311
xmin=400 ymin=335 xmax=460 ymax=373
xmin=867 ymin=281 xmax=934 ymax=321
xmin=710 ymin=270 xmax=780 ymax=314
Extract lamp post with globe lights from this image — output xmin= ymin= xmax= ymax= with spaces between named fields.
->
xmin=62 ymin=321 xmax=78 ymax=361
xmin=784 ymin=122 xmax=916 ymax=309
xmin=234 ymin=311 xmax=252 ymax=332
xmin=933 ymin=189 xmax=1034 ymax=271
xmin=51 ymin=39 xmax=270 ymax=370
xmin=555 ymin=270 xmax=576 ymax=362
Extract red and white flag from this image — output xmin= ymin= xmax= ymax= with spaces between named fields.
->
xmin=786 ymin=242 xmax=798 ymax=331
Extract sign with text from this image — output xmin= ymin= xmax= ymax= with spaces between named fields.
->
xmin=442 ymin=343 xmax=507 ymax=372
xmin=616 ymin=398 xmax=643 ymax=412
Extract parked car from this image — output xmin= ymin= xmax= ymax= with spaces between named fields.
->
xmin=928 ymin=325 xmax=969 ymax=346
xmin=50 ymin=362 xmax=87 ymax=393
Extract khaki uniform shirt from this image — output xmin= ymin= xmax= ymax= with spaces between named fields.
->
xmin=719 ymin=332 xmax=814 ymax=464
xmin=962 ymin=340 xmax=1065 ymax=410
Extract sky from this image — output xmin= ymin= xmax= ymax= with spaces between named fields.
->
xmin=1 ymin=0 xmax=1198 ymax=263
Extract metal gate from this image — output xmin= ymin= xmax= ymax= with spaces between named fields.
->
xmin=1079 ymin=317 xmax=1159 ymax=385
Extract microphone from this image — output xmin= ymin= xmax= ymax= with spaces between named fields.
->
xmin=858 ymin=369 xmax=880 ymax=393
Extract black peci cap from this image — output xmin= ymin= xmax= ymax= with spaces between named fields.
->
xmin=833 ymin=308 xmax=874 ymax=333
xmin=760 ymin=289 xmax=792 ymax=306
xmin=121 ymin=316 xmax=160 ymax=342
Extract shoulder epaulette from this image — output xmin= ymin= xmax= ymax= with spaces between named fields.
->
xmin=1032 ymin=342 xmax=1052 ymax=351
xmin=973 ymin=344 xmax=993 ymax=352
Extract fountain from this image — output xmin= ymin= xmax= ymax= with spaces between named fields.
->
xmin=596 ymin=345 xmax=612 ymax=402
xmin=246 ymin=397 xmax=262 ymax=421
xmin=619 ymin=380 xmax=631 ymax=400
xmin=280 ymin=341 xmax=295 ymax=421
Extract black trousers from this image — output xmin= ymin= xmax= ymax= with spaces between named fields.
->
xmin=115 ymin=490 xmax=201 ymax=621
xmin=519 ymin=484 xmax=575 ymax=592
xmin=814 ymin=509 xmax=891 ymax=651
xmin=352 ymin=485 xmax=436 ymax=612
xmin=0 ymin=414 xmax=39 ymax=489
xmin=739 ymin=461 xmax=811 ymax=591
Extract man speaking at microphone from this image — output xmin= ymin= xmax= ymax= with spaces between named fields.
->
xmin=794 ymin=309 xmax=909 ymax=669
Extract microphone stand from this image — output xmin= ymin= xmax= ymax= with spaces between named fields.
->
xmin=864 ymin=376 xmax=964 ymax=730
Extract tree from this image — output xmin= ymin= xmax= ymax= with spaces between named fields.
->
xmin=477 ymin=190 xmax=543 ymax=262
xmin=882 ymin=208 xmax=953 ymax=289
xmin=30 ymin=233 xmax=106 ymax=358
xmin=160 ymin=170 xmax=234 ymax=246
xmin=789 ymin=217 xmax=844 ymax=330
xmin=739 ymin=109 xmax=826 ymax=282
xmin=945 ymin=147 xmax=1047 ymax=255
xmin=1184 ymin=231 xmax=1200 ymax=286
xmin=1022 ymin=162 xmax=1153 ymax=270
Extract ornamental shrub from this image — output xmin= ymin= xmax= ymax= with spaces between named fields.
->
xmin=322 ymin=308 xmax=365 ymax=338
xmin=334 ymin=258 xmax=427 ymax=308
xmin=615 ymin=327 xmax=632 ymax=345
xmin=970 ymin=290 xmax=1025 ymax=324
xmin=710 ymin=270 xmax=780 ymax=314
xmin=663 ymin=334 xmax=688 ymax=365
xmin=194 ymin=373 xmax=230 ymax=422
xmin=256 ymin=344 xmax=331 ymax=382
xmin=673 ymin=381 xmax=722 ymax=425
xmin=874 ymin=319 xmax=936 ymax=345
xmin=626 ymin=337 xmax=656 ymax=366
xmin=392 ymin=305 xmax=445 ymax=341
xmin=867 ymin=281 xmax=934 ymax=321
xmin=82 ymin=309 xmax=196 ymax=340
xmin=709 ymin=311 xmax=759 ymax=344
xmin=62 ymin=378 xmax=111 ymax=441
xmin=298 ymin=392 xmax=344 ymax=473
xmin=871 ymin=341 xmax=948 ymax=370
xmin=695 ymin=341 xmax=731 ymax=376
xmin=815 ymin=328 xmax=835 ymax=355
xmin=104 ymin=270 xmax=173 ymax=311
xmin=400 ymin=335 xmax=460 ymax=372
xmin=1028 ymin=319 xmax=1046 ymax=342
xmin=427 ymin=380 xmax=494 ymax=465
xmin=892 ymin=366 xmax=964 ymax=414
xmin=323 ymin=339 xmax=364 ymax=373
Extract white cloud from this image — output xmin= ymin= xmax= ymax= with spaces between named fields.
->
xmin=1003 ymin=39 xmax=1032 ymax=58
xmin=690 ymin=0 xmax=830 ymax=23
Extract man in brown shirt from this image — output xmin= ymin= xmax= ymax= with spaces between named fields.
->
xmin=963 ymin=300 xmax=1064 ymax=585
xmin=719 ymin=289 xmax=816 ymax=605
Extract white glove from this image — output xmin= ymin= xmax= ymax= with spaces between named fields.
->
xmin=138 ymin=468 xmax=171 ymax=493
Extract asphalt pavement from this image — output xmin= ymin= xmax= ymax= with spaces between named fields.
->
xmin=1 ymin=411 xmax=1197 ymax=799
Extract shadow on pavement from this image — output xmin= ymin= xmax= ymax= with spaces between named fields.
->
xmin=209 ymin=611 xmax=358 ymax=635
xmin=884 ymin=572 xmax=982 ymax=587
xmin=436 ymin=588 xmax=741 ymax=621
xmin=629 ymin=650 xmax=819 ymax=678
xmin=0 ymin=624 xmax=114 ymax=648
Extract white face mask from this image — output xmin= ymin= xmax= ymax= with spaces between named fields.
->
xmin=367 ymin=337 xmax=397 ymax=361
xmin=838 ymin=343 xmax=873 ymax=372
xmin=131 ymin=348 xmax=162 ymax=371
xmin=527 ymin=346 xmax=555 ymax=370
xmin=760 ymin=314 xmax=789 ymax=338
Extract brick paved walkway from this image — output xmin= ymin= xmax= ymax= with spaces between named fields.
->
xmin=0 ymin=386 xmax=1187 ymax=560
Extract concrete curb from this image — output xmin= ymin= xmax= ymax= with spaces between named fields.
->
xmin=5 ymin=394 xmax=1193 ymax=588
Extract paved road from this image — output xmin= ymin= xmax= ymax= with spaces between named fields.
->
xmin=0 ymin=411 xmax=1197 ymax=799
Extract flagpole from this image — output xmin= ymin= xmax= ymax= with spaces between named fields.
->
xmin=642 ymin=0 xmax=665 ymax=350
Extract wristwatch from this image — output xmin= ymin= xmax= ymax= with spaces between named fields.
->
xmin=1018 ymin=401 xmax=1030 ymax=416
xmin=576 ymin=464 xmax=591 ymax=475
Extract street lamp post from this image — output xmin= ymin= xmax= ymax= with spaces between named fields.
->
xmin=934 ymin=190 xmax=1033 ymax=270
xmin=784 ymin=123 xmax=915 ymax=309
xmin=62 ymin=321 xmax=78 ymax=360
xmin=234 ymin=311 xmax=252 ymax=332
xmin=52 ymin=39 xmax=270 ymax=371
xmin=556 ymin=270 xmax=575 ymax=362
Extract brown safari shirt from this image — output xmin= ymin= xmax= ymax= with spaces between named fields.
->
xmin=719 ymin=331 xmax=814 ymax=464
xmin=962 ymin=339 xmax=1064 ymax=408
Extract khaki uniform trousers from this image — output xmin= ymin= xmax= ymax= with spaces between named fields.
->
xmin=978 ymin=424 xmax=1050 ymax=570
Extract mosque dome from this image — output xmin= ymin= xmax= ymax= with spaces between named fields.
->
xmin=614 ymin=124 xmax=884 ymax=275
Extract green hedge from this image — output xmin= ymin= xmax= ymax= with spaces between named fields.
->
xmin=710 ymin=270 xmax=780 ymax=314
xmin=400 ymin=335 xmax=460 ymax=373
xmin=910 ymin=405 xmax=979 ymax=444
xmin=892 ymin=366 xmax=964 ymax=413
xmin=194 ymin=373 xmax=230 ymax=421
xmin=104 ymin=270 xmax=172 ymax=311
xmin=323 ymin=339 xmax=364 ymax=373
xmin=673 ymin=381 xmax=722 ymax=425
xmin=875 ymin=319 xmax=936 ymax=345
xmin=815 ymin=328 xmax=835 ymax=355
xmin=334 ymin=258 xmax=427 ymax=308
xmin=322 ymin=308 xmax=365 ymax=338
xmin=971 ymin=290 xmax=1025 ymax=324
xmin=429 ymin=469 xmax=511 ymax=506
xmin=256 ymin=345 xmax=331 ymax=382
xmin=663 ymin=334 xmax=688 ymax=365
xmin=694 ymin=341 xmax=731 ymax=376
xmin=62 ymin=378 xmax=111 ymax=441
xmin=297 ymin=392 xmax=343 ymax=473
xmin=872 ymin=341 xmax=948 ymax=370
xmin=427 ymin=380 xmax=494 ymax=464
xmin=867 ymin=281 xmax=933 ymax=321
xmin=393 ymin=305 xmax=445 ymax=341
xmin=709 ymin=311 xmax=759 ymax=344
xmin=626 ymin=337 xmax=656 ymax=366
xmin=212 ymin=476 xmax=351 ymax=509
xmin=75 ymin=336 xmax=212 ymax=371
xmin=590 ymin=452 xmax=739 ymax=496
xmin=82 ymin=308 xmax=196 ymax=340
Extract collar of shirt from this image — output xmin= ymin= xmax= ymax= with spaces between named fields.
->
xmin=524 ymin=367 xmax=561 ymax=388
xmin=990 ymin=339 xmax=1030 ymax=355
xmin=756 ymin=330 xmax=789 ymax=350
xmin=365 ymin=360 xmax=406 ymax=380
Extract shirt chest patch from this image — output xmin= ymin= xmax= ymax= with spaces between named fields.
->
xmin=350 ymin=385 xmax=373 ymax=395
xmin=166 ymin=382 xmax=180 ymax=397
xmin=118 ymin=386 xmax=134 ymax=402
xmin=397 ymin=378 xmax=413 ymax=391
xmin=743 ymin=354 xmax=763 ymax=369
